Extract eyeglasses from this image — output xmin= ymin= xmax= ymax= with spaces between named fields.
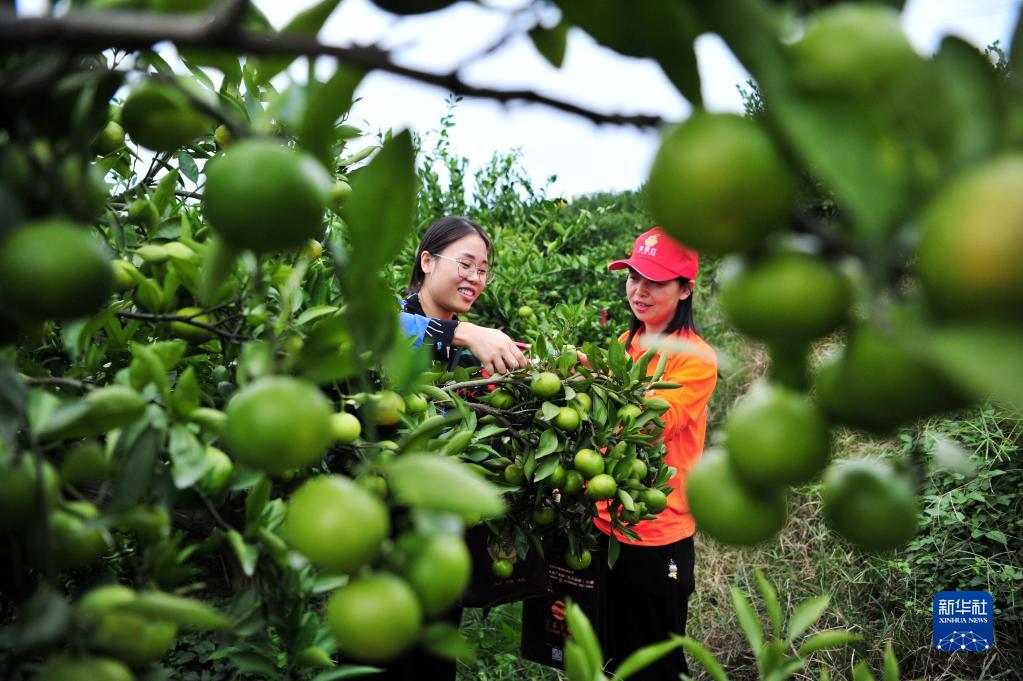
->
xmin=430 ymin=253 xmax=493 ymax=284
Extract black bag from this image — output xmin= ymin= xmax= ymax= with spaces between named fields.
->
xmin=459 ymin=525 xmax=551 ymax=609
xmin=520 ymin=537 xmax=606 ymax=670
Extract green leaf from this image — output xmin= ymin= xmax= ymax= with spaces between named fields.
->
xmin=785 ymin=594 xmax=830 ymax=644
xmin=882 ymin=641 xmax=899 ymax=681
xmin=246 ymin=475 xmax=272 ymax=525
xmin=607 ymin=535 xmax=620 ymax=569
xmin=924 ymin=324 xmax=1023 ymax=413
xmin=420 ymin=622 xmax=477 ymax=663
xmin=296 ymin=305 xmax=341 ymax=326
xmin=754 ymin=569 xmax=783 ymax=639
xmin=38 ymin=385 xmax=148 ymax=441
xmin=341 ymin=130 xmax=416 ymax=280
xmin=676 ymin=635 xmax=728 ymax=681
xmin=110 ymin=418 xmax=163 ymax=511
xmin=541 ymin=402 xmax=561 ymax=420
xmin=122 ymin=590 xmax=231 ymax=630
xmin=0 ymin=584 xmax=71 ymax=653
xmin=730 ymin=587 xmax=764 ymax=658
xmin=537 ymin=428 xmax=559 ymax=457
xmin=384 ymin=454 xmax=505 ymax=518
xmin=0 ymin=362 xmax=26 ymax=449
xmin=170 ymin=366 xmax=200 ymax=417
xmin=300 ymin=66 xmax=365 ymax=168
xmin=617 ymin=489 xmax=635 ymax=512
xmin=227 ymin=530 xmax=259 ymax=577
xmin=533 ymin=454 xmax=562 ymax=482
xmin=612 ymin=636 xmax=685 ymax=680
xmin=797 ymin=630 xmax=862 ymax=657
xmin=151 ymin=168 xmax=179 ymax=215
xmin=168 ymin=424 xmax=208 ymax=489
xmin=529 ymin=21 xmax=569 ymax=69
xmin=563 ymin=639 xmax=595 ymax=681
xmin=565 ymin=601 xmax=603 ymax=680
xmin=255 ymin=0 xmax=344 ymax=85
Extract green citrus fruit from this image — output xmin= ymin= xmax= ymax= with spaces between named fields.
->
xmin=60 ymin=442 xmax=109 ymax=485
xmin=917 ymin=156 xmax=1023 ymax=321
xmin=0 ymin=455 xmax=59 ymax=533
xmin=331 ymin=411 xmax=362 ymax=444
xmin=397 ymin=534 xmax=471 ymax=615
xmin=121 ymin=78 xmax=213 ymax=152
xmin=647 ymin=113 xmax=796 ymax=254
xmin=815 ymin=327 xmax=968 ymax=434
xmin=617 ymin=404 xmax=642 ymax=422
xmin=403 ymin=392 xmax=428 ymax=414
xmin=572 ymin=392 xmax=592 ymax=413
xmin=286 ymin=475 xmax=390 ymax=573
xmin=530 ymin=371 xmax=561 ymax=397
xmin=573 ymin=448 xmax=604 ymax=479
xmin=503 ymin=463 xmax=525 ymax=485
xmin=725 ymin=382 xmax=831 ymax=488
xmin=491 ymin=558 xmax=514 ymax=579
xmin=355 ymin=473 xmax=389 ymax=499
xmin=198 ymin=446 xmax=233 ymax=497
xmin=366 ymin=390 xmax=407 ymax=426
xmin=789 ymin=4 xmax=922 ymax=97
xmin=554 ymin=406 xmax=580 ymax=431
xmin=203 ymin=139 xmax=332 ymax=253
xmin=37 ymin=655 xmax=135 ymax=681
xmin=41 ymin=502 xmax=108 ymax=570
xmin=305 ymin=239 xmax=323 ymax=259
xmin=77 ymin=584 xmax=136 ymax=622
xmin=127 ymin=199 xmax=160 ymax=231
xmin=629 ymin=458 xmax=648 ymax=481
xmin=640 ymin=488 xmax=668 ymax=514
xmin=564 ymin=548 xmax=592 ymax=571
xmin=545 ymin=462 xmax=567 ymax=489
xmin=686 ymin=448 xmax=787 ymax=546
xmin=517 ymin=305 xmax=534 ymax=319
xmin=562 ymin=470 xmax=585 ymax=494
xmin=0 ymin=220 xmax=113 ymax=320
xmin=223 ymin=376 xmax=333 ymax=474
xmin=721 ymin=253 xmax=851 ymax=347
xmin=532 ymin=506 xmax=556 ymax=526
xmin=821 ymin=458 xmax=919 ymax=551
xmin=111 ymin=260 xmax=139 ymax=292
xmin=169 ymin=306 xmax=213 ymax=342
xmin=585 ymin=473 xmax=618 ymax=501
xmin=326 ymin=573 xmax=423 ymax=663
xmin=213 ymin=123 xmax=232 ymax=148
xmin=92 ymin=120 xmax=126 ymax=156
xmin=329 ymin=180 xmax=352 ymax=212
xmin=89 ymin=611 xmax=177 ymax=664
xmin=488 ymin=388 xmax=515 ymax=409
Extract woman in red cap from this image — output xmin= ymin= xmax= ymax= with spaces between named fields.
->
xmin=595 ymin=226 xmax=718 ymax=680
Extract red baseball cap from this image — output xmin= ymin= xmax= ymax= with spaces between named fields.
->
xmin=608 ymin=227 xmax=699 ymax=281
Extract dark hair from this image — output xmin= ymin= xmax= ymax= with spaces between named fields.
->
xmin=407 ymin=216 xmax=493 ymax=294
xmin=623 ymin=276 xmax=698 ymax=351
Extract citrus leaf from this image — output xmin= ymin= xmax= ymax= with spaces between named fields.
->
xmin=151 ymin=167 xmax=179 ymax=215
xmin=617 ymin=489 xmax=635 ymax=512
xmin=168 ymin=424 xmax=207 ymax=489
xmin=529 ymin=21 xmax=569 ymax=68
xmin=754 ymin=569 xmax=783 ymax=639
xmin=170 ymin=365 xmax=200 ymax=417
xmin=924 ymin=324 xmax=1023 ymax=413
xmin=420 ymin=622 xmax=477 ymax=663
xmin=533 ymin=454 xmax=562 ymax=482
xmin=227 ymin=530 xmax=259 ymax=577
xmin=385 ymin=453 xmax=505 ymax=518
xmin=122 ymin=590 xmax=231 ymax=630
xmin=537 ymin=428 xmax=559 ymax=458
xmin=612 ymin=636 xmax=685 ymax=680
xmin=730 ymin=587 xmax=764 ymax=658
xmin=564 ymin=639 xmax=595 ymax=681
xmin=565 ymin=601 xmax=603 ymax=680
xmin=254 ymin=0 xmax=344 ymax=85
xmin=785 ymin=594 xmax=830 ymax=644
xmin=675 ymin=635 xmax=728 ymax=681
xmin=300 ymin=65 xmax=364 ymax=168
xmin=797 ymin=630 xmax=862 ymax=656
xmin=109 ymin=418 xmax=163 ymax=511
xmin=38 ymin=385 xmax=148 ymax=441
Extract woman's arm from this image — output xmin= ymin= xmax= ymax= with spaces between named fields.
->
xmin=453 ymin=322 xmax=528 ymax=375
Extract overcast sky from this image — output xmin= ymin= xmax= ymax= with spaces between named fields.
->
xmin=252 ymin=0 xmax=1018 ymax=198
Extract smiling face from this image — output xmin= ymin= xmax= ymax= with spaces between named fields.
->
xmin=626 ymin=268 xmax=693 ymax=335
xmin=418 ymin=233 xmax=490 ymax=319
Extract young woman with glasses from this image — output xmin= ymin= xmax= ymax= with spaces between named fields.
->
xmin=399 ymin=215 xmax=528 ymax=374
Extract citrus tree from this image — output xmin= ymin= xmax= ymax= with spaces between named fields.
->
xmin=2 ymin=0 xmax=1022 ymax=679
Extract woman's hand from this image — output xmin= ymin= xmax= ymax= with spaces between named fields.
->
xmin=454 ymin=322 xmax=529 ymax=375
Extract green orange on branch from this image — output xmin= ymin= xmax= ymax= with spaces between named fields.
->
xmin=327 ymin=574 xmax=423 ymax=663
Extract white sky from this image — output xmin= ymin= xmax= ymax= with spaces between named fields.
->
xmin=253 ymin=0 xmax=1019 ymax=198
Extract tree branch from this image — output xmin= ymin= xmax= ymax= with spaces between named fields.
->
xmin=25 ymin=376 xmax=95 ymax=392
xmin=116 ymin=309 xmax=251 ymax=343
xmin=0 ymin=11 xmax=672 ymax=129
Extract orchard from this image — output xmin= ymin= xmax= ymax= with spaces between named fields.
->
xmin=1 ymin=2 xmax=1021 ymax=681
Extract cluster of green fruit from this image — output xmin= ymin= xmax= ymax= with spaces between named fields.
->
xmin=647 ymin=5 xmax=1015 ymax=553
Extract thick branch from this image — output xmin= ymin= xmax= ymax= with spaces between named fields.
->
xmin=0 ymin=11 xmax=671 ymax=129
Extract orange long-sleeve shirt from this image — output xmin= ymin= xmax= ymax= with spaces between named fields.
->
xmin=594 ymin=328 xmax=718 ymax=546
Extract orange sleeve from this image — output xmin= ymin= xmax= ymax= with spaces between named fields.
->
xmin=649 ymin=340 xmax=718 ymax=435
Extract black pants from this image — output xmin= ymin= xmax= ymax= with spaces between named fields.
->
xmin=598 ymin=534 xmax=696 ymax=681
